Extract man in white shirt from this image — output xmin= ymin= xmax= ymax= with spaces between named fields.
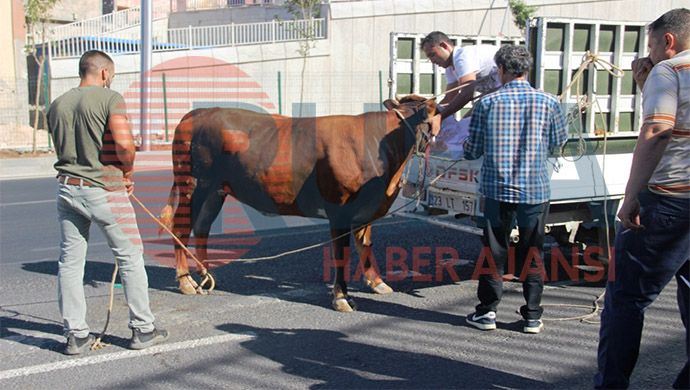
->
xmin=421 ymin=31 xmax=501 ymax=120
xmin=421 ymin=31 xmax=501 ymax=155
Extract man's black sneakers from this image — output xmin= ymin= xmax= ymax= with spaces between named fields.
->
xmin=129 ymin=328 xmax=169 ymax=350
xmin=64 ymin=333 xmax=95 ymax=355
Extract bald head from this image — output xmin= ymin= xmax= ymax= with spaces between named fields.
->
xmin=78 ymin=50 xmax=114 ymax=78
xmin=78 ymin=50 xmax=115 ymax=88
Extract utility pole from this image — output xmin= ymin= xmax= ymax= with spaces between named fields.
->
xmin=140 ymin=0 xmax=152 ymax=151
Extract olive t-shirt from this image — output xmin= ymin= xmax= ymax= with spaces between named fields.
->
xmin=48 ymin=86 xmax=129 ymax=189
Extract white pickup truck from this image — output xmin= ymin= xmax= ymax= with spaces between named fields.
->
xmin=391 ymin=17 xmax=647 ymax=254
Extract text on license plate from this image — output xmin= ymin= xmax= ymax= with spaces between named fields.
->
xmin=427 ymin=192 xmax=476 ymax=215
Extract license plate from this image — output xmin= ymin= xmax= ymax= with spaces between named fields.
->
xmin=427 ymin=191 xmax=477 ymax=215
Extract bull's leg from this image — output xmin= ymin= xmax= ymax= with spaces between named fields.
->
xmin=190 ymin=181 xmax=226 ymax=274
xmin=354 ymin=225 xmax=393 ymax=295
xmin=174 ymin=179 xmax=196 ymax=295
xmin=330 ymin=228 xmax=356 ymax=312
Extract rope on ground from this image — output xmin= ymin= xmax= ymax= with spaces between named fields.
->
xmin=90 ymin=262 xmax=118 ymax=350
xmin=541 ymin=289 xmax=606 ymax=323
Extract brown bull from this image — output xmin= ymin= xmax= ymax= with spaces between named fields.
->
xmin=160 ymin=95 xmax=439 ymax=311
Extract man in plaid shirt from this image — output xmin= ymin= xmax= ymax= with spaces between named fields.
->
xmin=463 ymin=45 xmax=568 ymax=334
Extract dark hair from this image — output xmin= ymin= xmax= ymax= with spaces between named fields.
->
xmin=494 ymin=45 xmax=532 ymax=76
xmin=421 ymin=31 xmax=452 ymax=48
xmin=78 ymin=50 xmax=113 ymax=78
xmin=648 ymin=8 xmax=690 ymax=44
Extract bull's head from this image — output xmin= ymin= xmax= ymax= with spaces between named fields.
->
xmin=383 ymin=94 xmax=441 ymax=151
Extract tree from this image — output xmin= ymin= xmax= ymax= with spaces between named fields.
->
xmin=25 ymin=0 xmax=58 ymax=153
xmin=284 ymin=0 xmax=321 ymax=117
xmin=509 ymin=0 xmax=538 ymax=34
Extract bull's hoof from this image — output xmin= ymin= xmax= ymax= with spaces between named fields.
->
xmin=332 ymin=296 xmax=357 ymax=312
xmin=370 ymin=281 xmax=394 ymax=295
xmin=178 ymin=274 xmax=200 ymax=295
xmin=365 ymin=278 xmax=394 ymax=295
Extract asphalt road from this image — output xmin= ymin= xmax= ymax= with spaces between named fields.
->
xmin=0 ymin=173 xmax=686 ymax=389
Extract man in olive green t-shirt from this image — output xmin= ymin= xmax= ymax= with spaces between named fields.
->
xmin=48 ymin=50 xmax=167 ymax=355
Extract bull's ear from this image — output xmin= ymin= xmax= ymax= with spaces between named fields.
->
xmin=383 ymin=99 xmax=399 ymax=111
xmin=425 ymin=97 xmax=439 ymax=116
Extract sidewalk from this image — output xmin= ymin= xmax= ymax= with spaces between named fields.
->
xmin=0 ymin=151 xmax=173 ymax=180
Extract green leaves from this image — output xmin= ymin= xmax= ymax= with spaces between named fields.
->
xmin=509 ymin=0 xmax=538 ymax=33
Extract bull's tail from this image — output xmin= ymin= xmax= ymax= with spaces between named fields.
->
xmin=159 ymin=112 xmax=195 ymax=235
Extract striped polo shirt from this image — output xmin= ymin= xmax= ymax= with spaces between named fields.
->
xmin=642 ymin=49 xmax=690 ymax=198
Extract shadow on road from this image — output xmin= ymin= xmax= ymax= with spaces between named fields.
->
xmin=216 ymin=322 xmax=551 ymax=389
xmin=20 ymin=260 xmax=178 ymax=292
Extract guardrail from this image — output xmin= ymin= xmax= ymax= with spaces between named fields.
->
xmin=185 ymin=0 xmax=284 ymax=9
xmin=50 ymin=7 xmax=167 ymax=43
xmin=49 ymin=18 xmax=326 ymax=59
xmin=167 ymin=18 xmax=326 ymax=48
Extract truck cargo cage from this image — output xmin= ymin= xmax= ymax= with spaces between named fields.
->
xmin=393 ymin=17 xmax=643 ymax=257
xmin=527 ymin=17 xmax=647 ymax=137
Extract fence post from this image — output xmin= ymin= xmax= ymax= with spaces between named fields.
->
xmin=162 ymin=72 xmax=169 ymax=142
xmin=43 ymin=63 xmax=51 ymax=149
xmin=272 ymin=19 xmax=276 ymax=43
xmin=379 ymin=70 xmax=384 ymax=111
xmin=188 ymin=25 xmax=193 ymax=49
xmin=230 ymin=23 xmax=234 ymax=46
xmin=278 ymin=71 xmax=282 ymax=115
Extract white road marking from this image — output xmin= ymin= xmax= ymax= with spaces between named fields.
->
xmin=0 ymin=199 xmax=54 ymax=207
xmin=0 ymin=333 xmax=254 ymax=380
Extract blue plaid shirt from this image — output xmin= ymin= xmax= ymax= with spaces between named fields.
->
xmin=464 ymin=80 xmax=568 ymax=204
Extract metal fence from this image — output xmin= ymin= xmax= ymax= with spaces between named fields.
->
xmin=167 ymin=18 xmax=326 ymax=48
xmin=49 ymin=18 xmax=326 ymax=59
xmin=51 ymin=7 xmax=146 ymax=42
xmin=0 ymin=77 xmax=52 ymax=150
xmin=185 ymin=0 xmax=285 ymax=9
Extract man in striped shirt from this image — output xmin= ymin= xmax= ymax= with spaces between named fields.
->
xmin=463 ymin=45 xmax=568 ymax=334
xmin=595 ymin=8 xmax=690 ymax=389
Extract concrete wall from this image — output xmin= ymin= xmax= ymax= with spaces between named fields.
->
xmin=50 ymin=0 xmax=103 ymax=23
xmin=0 ymin=0 xmax=30 ymax=132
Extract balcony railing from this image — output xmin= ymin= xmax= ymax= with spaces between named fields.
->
xmin=49 ymin=18 xmax=326 ymax=59
xmin=184 ymin=0 xmax=285 ymax=10
xmin=50 ymin=7 xmax=173 ymax=43
xmin=167 ymin=18 xmax=325 ymax=48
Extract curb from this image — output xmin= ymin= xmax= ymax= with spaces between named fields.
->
xmin=0 ymin=151 xmax=173 ymax=181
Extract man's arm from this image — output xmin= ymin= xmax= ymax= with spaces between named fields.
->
xmin=617 ymin=122 xmax=673 ymax=229
xmin=107 ymin=113 xmax=136 ymax=195
xmin=107 ymin=113 xmax=136 ymax=174
xmin=549 ymin=101 xmax=569 ymax=152
xmin=439 ymin=81 xmax=459 ymax=107
xmin=440 ymin=72 xmax=477 ymax=120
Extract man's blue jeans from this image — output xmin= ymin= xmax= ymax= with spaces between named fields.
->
xmin=476 ymin=198 xmax=549 ymax=320
xmin=57 ymin=182 xmax=156 ymax=338
xmin=595 ymin=190 xmax=690 ymax=389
